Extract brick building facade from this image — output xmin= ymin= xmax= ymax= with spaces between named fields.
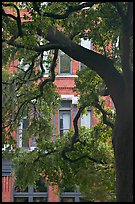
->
xmin=2 ymin=6 xmax=114 ymax=202
xmin=2 ymin=46 xmax=96 ymax=202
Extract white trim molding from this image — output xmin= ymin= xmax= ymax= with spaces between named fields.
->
xmin=61 ymin=95 xmax=79 ymax=105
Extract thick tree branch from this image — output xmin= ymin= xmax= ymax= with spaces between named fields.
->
xmin=119 ymin=2 xmax=133 ymax=87
xmin=45 ymin=26 xmax=124 ymax=109
xmin=39 ymin=49 xmax=58 ymax=95
xmin=126 ymin=2 xmax=133 ymax=30
xmin=61 ymin=147 xmax=105 ymax=165
xmin=2 ymin=2 xmax=23 ymax=37
xmin=32 ymin=2 xmax=41 ymax=16
xmin=94 ymin=100 xmax=114 ymax=129
xmin=33 ymin=2 xmax=99 ymax=19
xmin=2 ymin=50 xmax=58 ymax=130
xmin=71 ymin=106 xmax=86 ymax=147
xmin=111 ymin=2 xmax=126 ymax=21
xmin=3 ymin=39 xmax=61 ymax=53
xmin=33 ymin=149 xmax=57 ymax=164
xmin=62 ymin=104 xmax=108 ymax=164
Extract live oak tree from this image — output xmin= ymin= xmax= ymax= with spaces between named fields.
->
xmin=2 ymin=2 xmax=133 ymax=202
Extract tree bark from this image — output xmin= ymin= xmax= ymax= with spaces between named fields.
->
xmin=45 ymin=25 xmax=133 ymax=202
xmin=113 ymin=89 xmax=133 ymax=202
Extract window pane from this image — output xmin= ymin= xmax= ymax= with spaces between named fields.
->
xmin=60 ymin=115 xmax=63 ymax=136
xmin=33 ymin=197 xmax=48 ymax=202
xmin=59 ymin=53 xmax=71 ymax=74
xmin=60 ymin=101 xmax=71 ymax=109
xmin=14 ymin=197 xmax=28 ymax=202
xmin=38 ymin=51 xmax=52 ymax=75
xmin=59 ymin=111 xmax=70 ymax=136
xmin=22 ymin=118 xmax=29 ymax=147
xmin=18 ymin=117 xmax=29 ymax=148
xmin=81 ymin=111 xmax=91 ymax=128
xmin=63 ymin=113 xmax=70 ymax=132
xmin=53 ymin=114 xmax=56 ymax=137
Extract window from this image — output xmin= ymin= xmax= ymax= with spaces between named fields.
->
xmin=17 ymin=117 xmax=29 ymax=148
xmin=81 ymin=38 xmax=93 ymax=50
xmin=60 ymin=188 xmax=87 ymax=202
xmin=59 ymin=101 xmax=71 ymax=136
xmin=80 ymin=110 xmax=92 ymax=128
xmin=38 ymin=37 xmax=52 ymax=75
xmin=13 ymin=177 xmax=48 ymax=202
xmin=2 ymin=160 xmax=12 ymax=177
xmin=79 ymin=38 xmax=93 ymax=70
xmin=38 ymin=50 xmax=52 ymax=75
xmin=53 ymin=114 xmax=56 ymax=140
xmin=18 ymin=58 xmax=30 ymax=72
xmin=59 ymin=111 xmax=71 ymax=136
xmin=59 ymin=51 xmax=72 ymax=74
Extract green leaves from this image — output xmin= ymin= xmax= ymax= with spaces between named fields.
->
xmin=2 ymin=2 xmax=122 ymax=201
xmin=74 ymin=68 xmax=103 ymax=107
xmin=11 ymin=122 xmax=115 ymax=201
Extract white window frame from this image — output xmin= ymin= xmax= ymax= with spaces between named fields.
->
xmin=59 ymin=100 xmax=72 ymax=136
xmin=59 ymin=110 xmax=71 ymax=136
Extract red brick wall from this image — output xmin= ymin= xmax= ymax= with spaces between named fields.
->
xmin=91 ymin=96 xmax=114 ymax=127
xmin=55 ymin=77 xmax=76 ymax=93
xmin=48 ymin=185 xmax=59 ymax=202
xmin=72 ymin=60 xmax=79 ymax=75
xmin=102 ymin=96 xmax=114 ymax=109
xmin=92 ymin=109 xmax=99 ymax=126
xmin=2 ymin=176 xmax=13 ymax=202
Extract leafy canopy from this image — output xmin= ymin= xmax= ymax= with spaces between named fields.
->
xmin=2 ymin=2 xmax=126 ymax=201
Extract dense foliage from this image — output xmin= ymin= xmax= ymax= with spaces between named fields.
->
xmin=2 ymin=2 xmax=133 ymax=202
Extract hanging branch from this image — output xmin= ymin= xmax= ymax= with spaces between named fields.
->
xmin=2 ymin=49 xmax=58 ymax=130
xmin=61 ymin=147 xmax=106 ymax=165
xmin=94 ymin=99 xmax=114 ymax=129
xmin=39 ymin=49 xmax=58 ymax=96
xmin=71 ymin=106 xmax=86 ymax=147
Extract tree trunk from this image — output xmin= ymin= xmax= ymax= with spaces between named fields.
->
xmin=113 ymin=90 xmax=133 ymax=202
xmin=45 ymin=25 xmax=133 ymax=202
